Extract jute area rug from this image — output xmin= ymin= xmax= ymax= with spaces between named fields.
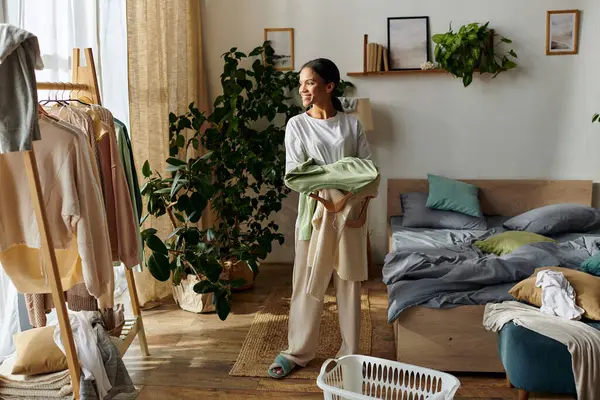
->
xmin=229 ymin=288 xmax=372 ymax=379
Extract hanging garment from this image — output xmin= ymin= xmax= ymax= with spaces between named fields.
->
xmin=87 ymin=107 xmax=140 ymax=268
xmin=0 ymin=24 xmax=44 ymax=154
xmin=48 ymin=106 xmax=104 ymax=192
xmin=535 ymin=269 xmax=585 ymax=320
xmin=0 ymin=116 xmax=114 ymax=303
xmin=22 ymin=112 xmax=117 ymax=326
xmin=114 ymin=118 xmax=143 ymax=269
xmin=24 ymin=287 xmax=124 ymax=337
xmin=114 ymin=119 xmax=142 ymax=221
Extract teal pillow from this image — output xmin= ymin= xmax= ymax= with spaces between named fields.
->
xmin=426 ymin=174 xmax=482 ymax=217
xmin=581 ymin=252 xmax=600 ymax=277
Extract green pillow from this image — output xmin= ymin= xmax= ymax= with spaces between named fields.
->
xmin=581 ymin=253 xmax=600 ymax=277
xmin=426 ymin=174 xmax=482 ymax=217
xmin=475 ymin=231 xmax=555 ymax=256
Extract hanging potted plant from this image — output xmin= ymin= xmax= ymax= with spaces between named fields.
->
xmin=140 ymin=43 xmax=354 ymax=320
xmin=432 ymin=22 xmax=518 ymax=87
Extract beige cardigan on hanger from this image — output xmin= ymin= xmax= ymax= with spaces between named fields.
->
xmin=0 ymin=116 xmax=114 ymax=304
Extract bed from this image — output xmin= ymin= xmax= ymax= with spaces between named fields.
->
xmin=385 ymin=178 xmax=594 ymax=373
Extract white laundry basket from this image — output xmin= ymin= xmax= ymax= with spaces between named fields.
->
xmin=316 ymin=355 xmax=460 ymax=400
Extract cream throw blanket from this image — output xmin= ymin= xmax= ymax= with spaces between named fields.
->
xmin=483 ymin=301 xmax=600 ymax=400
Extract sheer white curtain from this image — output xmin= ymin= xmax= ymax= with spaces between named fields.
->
xmin=5 ymin=0 xmax=129 ymax=124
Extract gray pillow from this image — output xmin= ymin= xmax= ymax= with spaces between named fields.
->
xmin=503 ymin=203 xmax=600 ymax=235
xmin=401 ymin=192 xmax=487 ymax=230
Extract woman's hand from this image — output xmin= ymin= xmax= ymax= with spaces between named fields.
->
xmin=309 ymin=191 xmax=353 ymax=213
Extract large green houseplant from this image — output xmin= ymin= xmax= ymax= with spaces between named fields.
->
xmin=432 ymin=22 xmax=518 ymax=87
xmin=140 ymin=43 xmax=353 ymax=320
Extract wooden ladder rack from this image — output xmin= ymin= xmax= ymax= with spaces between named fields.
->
xmin=33 ymin=48 xmax=149 ymax=399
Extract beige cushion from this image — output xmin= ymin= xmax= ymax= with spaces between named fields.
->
xmin=11 ymin=326 xmax=68 ymax=375
xmin=509 ymin=266 xmax=600 ymax=321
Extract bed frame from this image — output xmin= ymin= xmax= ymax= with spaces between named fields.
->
xmin=387 ymin=178 xmax=593 ymax=373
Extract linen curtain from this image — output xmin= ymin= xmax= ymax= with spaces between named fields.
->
xmin=126 ymin=0 xmax=211 ymax=306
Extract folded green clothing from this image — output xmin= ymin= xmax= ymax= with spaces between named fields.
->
xmin=285 ymin=157 xmax=379 ymax=240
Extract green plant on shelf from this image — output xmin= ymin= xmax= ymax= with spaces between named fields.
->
xmin=432 ymin=22 xmax=518 ymax=87
xmin=593 ymin=113 xmax=600 ymax=123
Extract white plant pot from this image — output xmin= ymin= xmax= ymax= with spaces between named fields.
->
xmin=172 ymin=275 xmax=215 ymax=314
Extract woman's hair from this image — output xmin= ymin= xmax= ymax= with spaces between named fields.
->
xmin=301 ymin=58 xmax=344 ymax=112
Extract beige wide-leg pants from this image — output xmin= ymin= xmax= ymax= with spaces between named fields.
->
xmin=281 ymin=236 xmax=361 ymax=367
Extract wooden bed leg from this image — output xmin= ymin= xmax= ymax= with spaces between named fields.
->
xmin=518 ymin=389 xmax=529 ymax=400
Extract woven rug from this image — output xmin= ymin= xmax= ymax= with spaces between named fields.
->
xmin=229 ymin=288 xmax=372 ymax=379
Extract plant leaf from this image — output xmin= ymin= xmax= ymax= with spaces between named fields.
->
xmin=146 ymin=234 xmax=168 ymax=256
xmin=141 ymin=228 xmax=158 ymax=240
xmin=166 ymin=157 xmax=187 ymax=166
xmin=193 ymin=280 xmax=216 ymax=294
xmin=204 ymin=257 xmax=222 ymax=283
xmin=142 ymin=161 xmax=151 ymax=178
xmin=148 ymin=253 xmax=170 ymax=282
xmin=215 ymin=291 xmax=231 ymax=321
xmin=593 ymin=114 xmax=600 ymax=123
xmin=173 ymin=269 xmax=181 ymax=285
xmin=501 ymin=37 xmax=512 ymax=44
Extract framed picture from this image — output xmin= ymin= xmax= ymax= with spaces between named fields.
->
xmin=264 ymin=28 xmax=295 ymax=70
xmin=387 ymin=17 xmax=430 ymax=70
xmin=546 ymin=10 xmax=580 ymax=55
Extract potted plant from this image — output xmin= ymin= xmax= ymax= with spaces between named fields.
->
xmin=432 ymin=22 xmax=518 ymax=87
xmin=594 ymin=113 xmax=599 ymax=123
xmin=140 ymin=43 xmax=354 ymax=320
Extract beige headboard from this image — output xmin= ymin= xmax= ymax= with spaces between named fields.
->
xmin=388 ymin=179 xmax=593 ymax=218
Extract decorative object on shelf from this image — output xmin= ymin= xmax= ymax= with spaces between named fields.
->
xmin=420 ymin=61 xmax=435 ymax=70
xmin=387 ymin=16 xmax=430 ymax=70
xmin=546 ymin=10 xmax=580 ymax=56
xmin=347 ymin=98 xmax=374 ymax=132
xmin=432 ymin=22 xmax=517 ymax=87
xmin=264 ymin=28 xmax=294 ymax=70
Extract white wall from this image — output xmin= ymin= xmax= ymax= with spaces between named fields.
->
xmin=203 ymin=0 xmax=600 ymax=264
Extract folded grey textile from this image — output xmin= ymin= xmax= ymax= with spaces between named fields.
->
xmin=80 ymin=312 xmax=135 ymax=400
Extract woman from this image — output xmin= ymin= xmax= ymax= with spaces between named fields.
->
xmin=268 ymin=58 xmax=372 ymax=378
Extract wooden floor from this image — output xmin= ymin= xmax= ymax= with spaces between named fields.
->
xmin=123 ymin=264 xmax=573 ymax=400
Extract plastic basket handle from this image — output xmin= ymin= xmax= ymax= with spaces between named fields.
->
xmin=319 ymin=358 xmax=338 ymax=376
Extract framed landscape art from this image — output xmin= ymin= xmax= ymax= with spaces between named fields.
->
xmin=546 ymin=10 xmax=580 ymax=55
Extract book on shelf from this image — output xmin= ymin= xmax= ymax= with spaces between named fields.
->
xmin=363 ymin=40 xmax=389 ymax=73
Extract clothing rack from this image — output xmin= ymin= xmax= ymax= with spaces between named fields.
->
xmin=33 ymin=48 xmax=149 ymax=399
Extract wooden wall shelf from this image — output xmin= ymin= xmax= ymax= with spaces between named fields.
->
xmin=347 ymin=69 xmax=449 ymax=77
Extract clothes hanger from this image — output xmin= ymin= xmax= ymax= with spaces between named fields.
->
xmin=64 ymin=82 xmax=90 ymax=106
